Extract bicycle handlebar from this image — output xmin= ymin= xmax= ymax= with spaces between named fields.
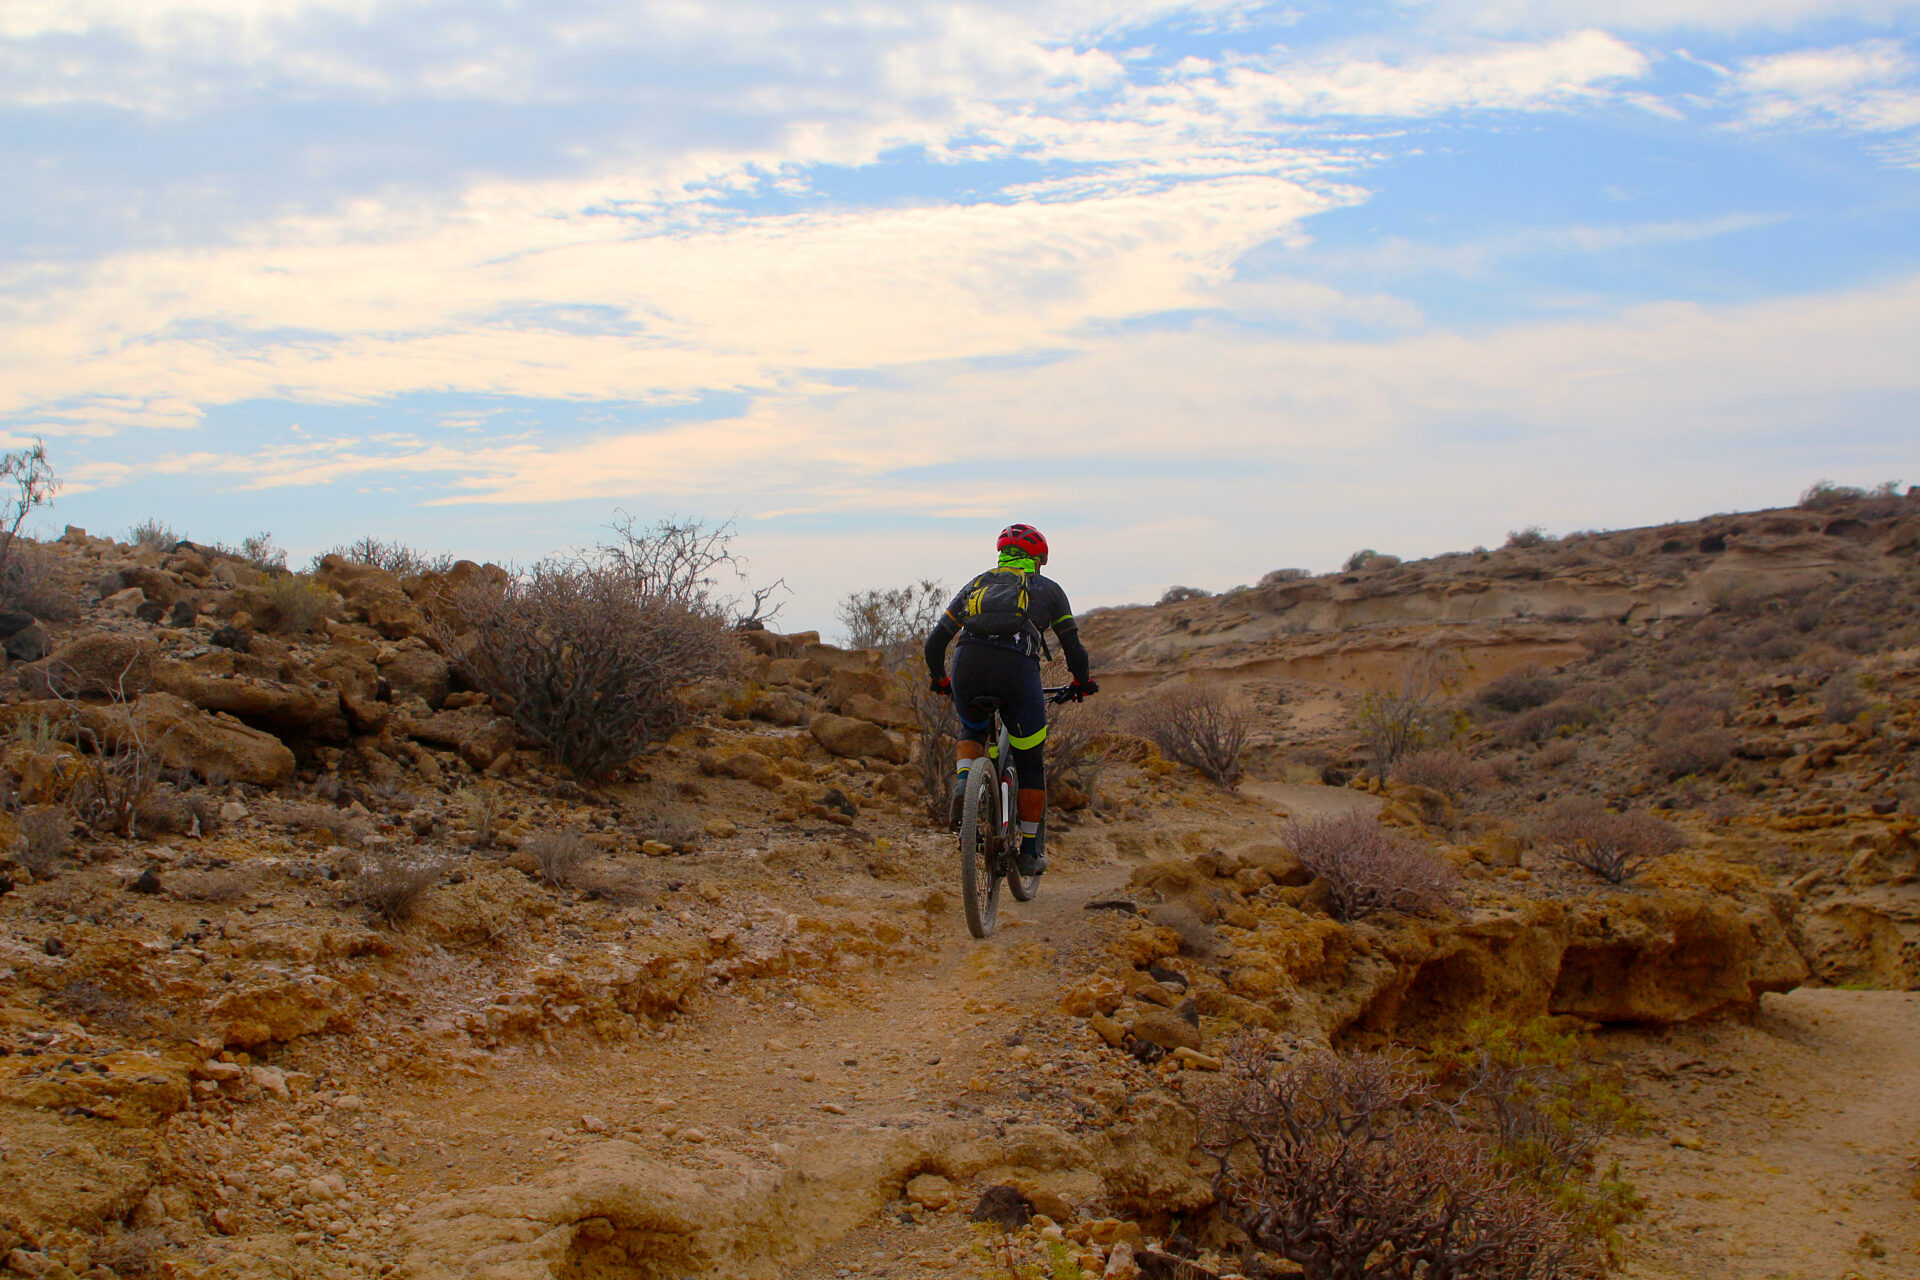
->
xmin=1045 ymin=684 xmax=1089 ymax=706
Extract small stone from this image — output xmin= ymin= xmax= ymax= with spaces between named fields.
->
xmin=679 ymin=1128 xmax=706 ymax=1143
xmin=819 ymin=1102 xmax=847 ymax=1115
xmin=1670 ymin=1130 xmax=1704 ymax=1151
xmin=220 ymin=801 xmax=250 ymax=823
xmin=704 ymin=818 xmax=738 ymax=839
xmin=1103 ymin=1241 xmax=1141 ymax=1280
xmin=333 ymin=1094 xmax=365 ymax=1112
xmin=129 ymin=868 xmax=162 ymax=895
xmin=580 ymin=1114 xmax=608 ymax=1133
xmin=905 ymin=1173 xmax=957 ymax=1210
xmin=641 ymin=840 xmax=673 ymax=856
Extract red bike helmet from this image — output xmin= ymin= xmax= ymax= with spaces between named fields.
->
xmin=997 ymin=522 xmax=1048 ymax=565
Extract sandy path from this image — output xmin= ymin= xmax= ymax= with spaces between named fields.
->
xmin=1613 ymin=989 xmax=1920 ymax=1280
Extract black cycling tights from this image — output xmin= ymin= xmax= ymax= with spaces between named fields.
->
xmin=950 ymin=641 xmax=1046 ymax=791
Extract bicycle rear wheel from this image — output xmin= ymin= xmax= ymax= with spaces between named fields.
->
xmin=958 ymin=761 xmax=1001 ymax=938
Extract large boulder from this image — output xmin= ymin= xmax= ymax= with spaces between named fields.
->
xmin=310 ymin=647 xmax=390 ymax=734
xmin=380 ymin=645 xmax=452 ymax=709
xmin=313 ymin=555 xmax=426 ymax=639
xmin=82 ymin=692 xmax=296 ymax=786
xmin=810 ymin=713 xmax=907 ymax=764
xmin=401 ymin=559 xmax=511 ymax=630
xmin=152 ymin=653 xmax=340 ymax=733
xmin=17 ymin=633 xmax=157 ymax=699
xmin=840 ymin=692 xmax=915 ymax=729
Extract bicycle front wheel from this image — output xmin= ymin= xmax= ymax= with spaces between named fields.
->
xmin=959 ymin=762 xmax=1001 ymax=938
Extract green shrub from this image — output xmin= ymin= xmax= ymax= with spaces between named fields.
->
xmin=261 ymin=575 xmax=332 ymax=633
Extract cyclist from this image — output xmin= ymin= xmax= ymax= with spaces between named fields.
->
xmin=924 ymin=522 xmax=1097 ymax=877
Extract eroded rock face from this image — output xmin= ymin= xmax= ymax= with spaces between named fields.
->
xmin=314 ymin=556 xmax=427 ymax=640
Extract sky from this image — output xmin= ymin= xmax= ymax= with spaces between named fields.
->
xmin=3 ymin=0 xmax=1917 ymax=636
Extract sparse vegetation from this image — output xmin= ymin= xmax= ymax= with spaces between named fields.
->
xmin=1507 ymin=525 xmax=1553 ymax=549
xmin=1477 ymin=667 xmax=1560 ymax=715
xmin=261 ymin=574 xmax=333 ymax=633
xmin=0 ymin=438 xmax=59 ymax=590
xmin=527 ymin=829 xmax=590 ymax=885
xmin=1044 ymin=698 xmax=1112 ymax=807
xmin=446 ymin=518 xmax=744 ymax=779
xmin=838 ymin=579 xmax=955 ymax=822
xmin=1391 ymin=747 xmax=1494 ymax=801
xmin=349 ymin=849 xmax=440 ymax=924
xmin=1645 ymin=699 xmax=1733 ymax=780
xmin=1355 ymin=649 xmax=1459 ymax=770
xmin=128 ymin=517 xmax=179 ymax=551
xmin=1799 ymin=478 xmax=1902 ymax=510
xmin=0 ymin=536 xmax=78 ymax=620
xmin=1158 ymin=584 xmax=1212 ymax=605
xmin=1534 ymin=799 xmax=1684 ymax=883
xmin=13 ymin=805 xmax=73 ymax=878
xmin=1283 ymin=810 xmax=1458 ymax=921
xmin=1131 ymin=683 xmax=1247 ymax=789
xmin=1199 ymin=1040 xmax=1591 ymax=1280
xmin=458 ymin=787 xmax=507 ymax=848
xmin=313 ymin=536 xmax=455 ymax=577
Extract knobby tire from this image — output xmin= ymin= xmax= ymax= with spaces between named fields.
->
xmin=959 ymin=761 xmax=1000 ymax=938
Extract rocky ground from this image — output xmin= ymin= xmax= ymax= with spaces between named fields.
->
xmin=1 ymin=492 xmax=1917 ymax=1279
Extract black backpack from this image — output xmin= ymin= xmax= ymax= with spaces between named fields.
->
xmin=959 ymin=568 xmax=1041 ymax=646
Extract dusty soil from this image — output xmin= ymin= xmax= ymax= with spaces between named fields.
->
xmin=1610 ymin=988 xmax=1920 ymax=1280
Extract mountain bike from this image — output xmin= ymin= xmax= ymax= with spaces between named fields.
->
xmin=959 ymin=684 xmax=1080 ymax=939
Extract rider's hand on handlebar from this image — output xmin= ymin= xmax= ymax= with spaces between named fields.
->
xmin=929 ymin=673 xmax=952 ymax=695
xmin=1067 ymin=677 xmax=1099 ymax=702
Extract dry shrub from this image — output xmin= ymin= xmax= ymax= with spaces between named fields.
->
xmin=174 ymin=870 xmax=250 ymax=903
xmin=446 ymin=519 xmax=743 ymax=780
xmin=348 ymin=849 xmax=440 ymax=924
xmin=1132 ymin=683 xmax=1247 ymax=789
xmin=1538 ymin=739 xmax=1580 ymax=770
xmin=1506 ymin=526 xmax=1553 ymax=549
xmin=1198 ymin=1040 xmax=1592 ymax=1280
xmin=1496 ymin=699 xmax=1595 ymax=746
xmin=1645 ymin=700 xmax=1733 ymax=779
xmin=1477 ymin=667 xmax=1560 ymax=715
xmin=1355 ymin=650 xmax=1458 ymax=770
xmin=1045 ymin=698 xmax=1114 ymax=805
xmin=1799 ymin=478 xmax=1903 ymax=511
xmin=312 ymin=536 xmax=453 ymax=577
xmin=1391 ymin=748 xmax=1494 ymax=801
xmin=127 ymin=517 xmax=178 ymax=551
xmin=836 ymin=579 xmax=953 ymax=821
xmin=13 ymin=805 xmax=73 ymax=878
xmin=457 ymin=787 xmax=506 ymax=847
xmin=1284 ymin=810 xmax=1457 ymax=921
xmin=526 ymin=829 xmax=589 ymax=886
xmin=1534 ymin=799 xmax=1683 ymax=883
xmin=1159 ymin=584 xmax=1212 ymax=604
xmin=0 ymin=537 xmax=77 ymax=620
xmin=261 ymin=574 xmax=332 ymax=633
xmin=68 ymin=737 xmax=166 ymax=839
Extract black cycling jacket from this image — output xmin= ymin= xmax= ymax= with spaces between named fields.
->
xmin=924 ymin=569 xmax=1091 ymax=684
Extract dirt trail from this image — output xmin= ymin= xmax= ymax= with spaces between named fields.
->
xmin=1613 ymin=989 xmax=1920 ymax=1280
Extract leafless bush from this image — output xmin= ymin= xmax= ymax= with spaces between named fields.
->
xmin=1355 ymin=649 xmax=1459 ymax=769
xmin=526 ymin=829 xmax=590 ymax=886
xmin=836 ymin=579 xmax=946 ymax=660
xmin=1534 ymin=799 xmax=1683 ymax=884
xmin=905 ymin=675 xmax=960 ymax=825
xmin=1476 ymin=667 xmax=1560 ymax=715
xmin=445 ymin=519 xmax=744 ymax=779
xmin=311 ymin=536 xmax=454 ymax=577
xmin=261 ymin=574 xmax=332 ymax=633
xmin=1260 ymin=567 xmax=1312 ymax=586
xmin=1045 ymin=698 xmax=1113 ymax=805
xmin=0 ymin=440 xmax=58 ymax=586
xmin=13 ymin=805 xmax=73 ymax=878
xmin=173 ymin=870 xmax=250 ymax=902
xmin=0 ymin=537 xmax=77 ymax=620
xmin=1496 ymin=699 xmax=1596 ymax=746
xmin=1645 ymin=700 xmax=1733 ymax=779
xmin=1800 ymin=478 xmax=1902 ymax=510
xmin=1284 ymin=810 xmax=1458 ymax=921
xmin=1391 ymin=749 xmax=1494 ymax=801
xmin=128 ymin=517 xmax=179 ymax=551
xmin=67 ymin=735 xmax=166 ymax=839
xmin=1159 ymin=584 xmax=1212 ymax=605
xmin=1198 ymin=1041 xmax=1590 ymax=1280
xmin=1132 ymin=683 xmax=1247 ymax=789
xmin=1538 ymin=739 xmax=1580 ymax=770
xmin=1506 ymin=526 xmax=1553 ymax=549
xmin=348 ymin=849 xmax=440 ymax=924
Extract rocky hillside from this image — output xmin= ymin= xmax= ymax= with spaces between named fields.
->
xmin=0 ymin=495 xmax=1915 ymax=1280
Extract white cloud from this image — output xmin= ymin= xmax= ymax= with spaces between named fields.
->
xmin=1730 ymin=39 xmax=1920 ymax=134
xmin=1414 ymin=0 xmax=1920 ymax=35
